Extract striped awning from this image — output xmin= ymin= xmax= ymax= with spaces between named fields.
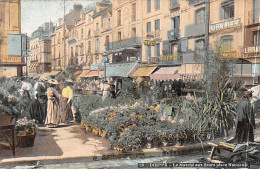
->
xmin=129 ymin=64 xmax=157 ymax=77
xmin=50 ymin=70 xmax=61 ymax=76
xmin=78 ymin=69 xmax=91 ymax=78
xmin=150 ymin=67 xmax=180 ymax=81
xmin=73 ymin=70 xmax=83 ymax=79
xmin=85 ymin=70 xmax=104 ymax=78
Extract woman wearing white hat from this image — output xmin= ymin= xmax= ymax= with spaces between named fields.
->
xmin=45 ymin=79 xmax=61 ymax=128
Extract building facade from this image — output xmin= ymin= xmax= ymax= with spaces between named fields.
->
xmin=0 ymin=0 xmax=24 ymax=77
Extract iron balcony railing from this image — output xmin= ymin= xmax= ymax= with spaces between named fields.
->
xmin=188 ymin=0 xmax=205 ymax=5
xmin=167 ymin=29 xmax=180 ymax=41
xmin=107 ymin=37 xmax=142 ymax=51
xmin=248 ymin=9 xmax=260 ymax=25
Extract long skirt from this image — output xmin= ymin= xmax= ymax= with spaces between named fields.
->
xmin=62 ymin=97 xmax=73 ymax=122
xmin=45 ymin=99 xmax=60 ymax=126
xmin=28 ymin=99 xmax=44 ymax=124
xmin=233 ymin=121 xmax=254 ymax=144
xmin=38 ymin=97 xmax=47 ymax=123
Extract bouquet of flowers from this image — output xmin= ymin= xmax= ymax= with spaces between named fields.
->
xmin=16 ymin=117 xmax=36 ymax=136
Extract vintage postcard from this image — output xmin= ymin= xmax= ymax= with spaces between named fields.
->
xmin=0 ymin=0 xmax=260 ymax=169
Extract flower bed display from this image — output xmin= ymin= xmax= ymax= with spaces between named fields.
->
xmin=81 ymin=100 xmax=206 ymax=152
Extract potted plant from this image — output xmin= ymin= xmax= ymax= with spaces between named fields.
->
xmin=15 ymin=117 xmax=36 ymax=148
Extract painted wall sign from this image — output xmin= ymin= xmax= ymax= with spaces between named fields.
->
xmin=210 ymin=18 xmax=240 ymax=32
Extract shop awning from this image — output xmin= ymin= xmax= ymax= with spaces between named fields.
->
xmin=129 ymin=64 xmax=157 ymax=77
xmin=178 ymin=63 xmax=203 ymax=80
xmin=78 ymin=69 xmax=90 ymax=78
xmin=49 ymin=70 xmax=61 ymax=76
xmin=73 ymin=70 xmax=83 ymax=79
xmin=150 ymin=67 xmax=180 ymax=81
xmin=39 ymin=73 xmax=52 ymax=80
xmin=103 ymin=62 xmax=136 ymax=78
xmin=85 ymin=70 xmax=104 ymax=78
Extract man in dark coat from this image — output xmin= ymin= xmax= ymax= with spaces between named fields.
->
xmin=233 ymin=90 xmax=255 ymax=144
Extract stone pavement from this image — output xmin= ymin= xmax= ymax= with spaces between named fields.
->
xmin=0 ymin=123 xmax=116 ymax=166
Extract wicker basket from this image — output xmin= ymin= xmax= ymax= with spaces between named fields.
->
xmin=16 ymin=134 xmax=36 ymax=148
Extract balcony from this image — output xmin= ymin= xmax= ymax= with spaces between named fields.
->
xmin=185 ymin=23 xmax=205 ymax=37
xmin=167 ymin=29 xmax=179 ymax=41
xmin=157 ymin=54 xmax=183 ymax=65
xmin=101 ymin=26 xmax=112 ymax=32
xmin=248 ymin=9 xmax=260 ymax=25
xmin=107 ymin=37 xmax=142 ymax=51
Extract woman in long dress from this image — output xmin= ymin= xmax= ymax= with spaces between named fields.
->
xmin=45 ymin=79 xmax=60 ymax=128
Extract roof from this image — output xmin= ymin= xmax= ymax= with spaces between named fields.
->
xmin=78 ymin=69 xmax=90 ymax=78
xmin=129 ymin=64 xmax=157 ymax=77
xmin=150 ymin=67 xmax=180 ymax=81
xmin=103 ymin=62 xmax=136 ymax=78
xmin=85 ymin=70 xmax=104 ymax=78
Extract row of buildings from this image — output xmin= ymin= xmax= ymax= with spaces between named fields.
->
xmin=29 ymin=0 xmax=260 ymax=84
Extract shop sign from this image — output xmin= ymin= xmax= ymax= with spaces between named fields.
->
xmin=210 ymin=18 xmax=240 ymax=32
xmin=245 ymin=46 xmax=260 ymax=54
xmin=1 ymin=55 xmax=22 ymax=63
xmin=143 ymin=39 xmax=156 ymax=46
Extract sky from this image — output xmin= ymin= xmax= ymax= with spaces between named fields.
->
xmin=21 ymin=0 xmax=96 ymax=36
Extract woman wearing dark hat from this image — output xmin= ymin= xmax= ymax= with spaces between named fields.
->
xmin=233 ymin=90 xmax=255 ymax=144
xmin=45 ymin=79 xmax=61 ymax=128
xmin=61 ymin=79 xmax=74 ymax=123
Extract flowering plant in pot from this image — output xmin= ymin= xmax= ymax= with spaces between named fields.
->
xmin=15 ymin=117 xmax=37 ymax=148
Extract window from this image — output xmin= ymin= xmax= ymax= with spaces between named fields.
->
xmin=221 ymin=0 xmax=234 ymax=19
xmin=71 ymin=59 xmax=74 ymax=65
xmin=170 ymin=43 xmax=178 ymax=54
xmin=195 ymin=8 xmax=205 ymax=24
xmin=154 ymin=43 xmax=160 ymax=57
xmin=81 ymin=28 xmax=84 ymax=39
xmin=105 ymin=35 xmax=110 ymax=45
xmin=118 ymin=32 xmax=122 ymax=40
xmin=80 ymin=43 xmax=84 ymax=55
xmin=147 ymin=0 xmax=151 ymax=13
xmin=253 ymin=30 xmax=260 ymax=46
xmin=155 ymin=0 xmax=160 ymax=10
xmin=117 ymin=10 xmax=121 ymax=26
xmin=253 ymin=0 xmax=260 ymax=23
xmin=195 ymin=39 xmax=205 ymax=51
xmin=88 ymin=41 xmax=91 ymax=53
xmin=220 ymin=35 xmax=233 ymax=52
xmin=147 ymin=22 xmax=151 ymax=32
xmin=132 ymin=27 xmax=136 ymax=37
xmin=170 ymin=0 xmax=178 ymax=6
xmin=146 ymin=45 xmax=151 ymax=61
xmin=171 ymin=16 xmax=180 ymax=30
xmin=58 ymin=60 xmax=61 ymax=66
xmin=88 ymin=30 xmax=91 ymax=38
xmin=95 ymin=38 xmax=99 ymax=51
xmin=96 ymin=23 xmax=99 ymax=30
xmin=75 ymin=45 xmax=78 ymax=56
xmin=132 ymin=3 xmax=136 ymax=22
xmin=155 ymin=19 xmax=160 ymax=30
xmin=71 ymin=47 xmax=74 ymax=57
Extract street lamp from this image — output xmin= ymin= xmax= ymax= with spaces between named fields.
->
xmin=102 ymin=52 xmax=108 ymax=81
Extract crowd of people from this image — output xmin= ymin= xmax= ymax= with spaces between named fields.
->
xmin=19 ymin=77 xmax=75 ymax=128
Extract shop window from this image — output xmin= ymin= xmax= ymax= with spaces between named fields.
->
xmin=170 ymin=43 xmax=178 ymax=54
xmin=195 ymin=7 xmax=205 ymax=24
